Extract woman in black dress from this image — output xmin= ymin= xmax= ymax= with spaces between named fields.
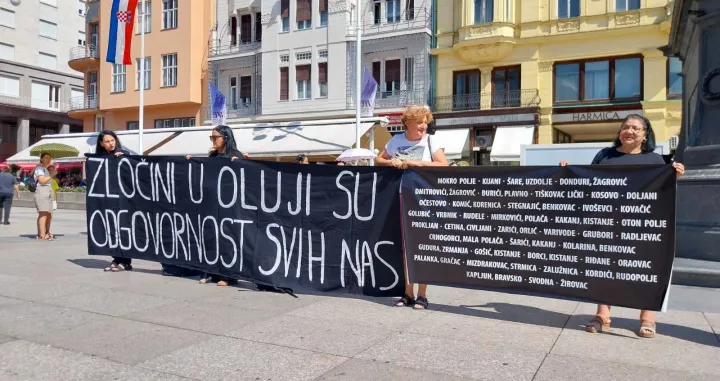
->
xmin=95 ymin=130 xmax=133 ymax=272
xmin=561 ymin=114 xmax=685 ymax=338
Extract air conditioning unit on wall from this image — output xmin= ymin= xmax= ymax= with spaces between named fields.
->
xmin=669 ymin=136 xmax=679 ymax=150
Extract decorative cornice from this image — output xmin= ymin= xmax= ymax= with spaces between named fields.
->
xmin=557 ymin=19 xmax=580 ymax=33
xmin=614 ymin=12 xmax=641 ymax=26
xmin=260 ymin=13 xmax=272 ymax=25
xmin=468 ymin=25 xmax=493 ymax=37
xmin=329 ymin=0 xmax=348 ymax=13
xmin=538 ymin=61 xmax=553 ymax=73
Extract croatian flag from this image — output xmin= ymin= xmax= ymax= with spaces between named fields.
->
xmin=106 ymin=0 xmax=139 ymax=65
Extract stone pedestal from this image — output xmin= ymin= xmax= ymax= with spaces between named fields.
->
xmin=668 ymin=0 xmax=720 ymax=264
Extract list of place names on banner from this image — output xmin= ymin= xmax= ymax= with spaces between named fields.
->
xmin=402 ymin=166 xmax=676 ymax=310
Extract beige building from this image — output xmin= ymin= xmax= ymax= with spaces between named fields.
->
xmin=68 ymin=0 xmax=214 ymax=136
xmin=432 ymin=0 xmax=681 ymax=165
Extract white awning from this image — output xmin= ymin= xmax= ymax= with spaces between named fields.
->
xmin=432 ymin=128 xmax=470 ymax=160
xmin=150 ymin=121 xmax=378 ymax=157
xmin=490 ymin=125 xmax=535 ymax=162
xmin=6 ymin=130 xmax=176 ymax=163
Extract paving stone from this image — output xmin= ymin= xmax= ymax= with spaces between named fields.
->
xmin=0 ymin=301 xmax=107 ymax=338
xmin=202 ymin=288 xmax=324 ymax=313
xmin=125 ymin=301 xmax=276 ymax=335
xmin=356 ymin=332 xmax=546 ymax=381
xmin=288 ymin=297 xmax=431 ymax=330
xmin=534 ymin=353 xmax=720 ymax=381
xmin=0 ymin=334 xmax=16 ymax=345
xmin=0 ymin=277 xmax=96 ymax=302
xmin=32 ymin=317 xmax=213 ymax=365
xmin=42 ymin=288 xmax=177 ymax=316
xmin=316 ymin=358 xmax=474 ymax=381
xmin=229 ymin=313 xmax=394 ymax=357
xmin=140 ymin=336 xmax=346 ymax=381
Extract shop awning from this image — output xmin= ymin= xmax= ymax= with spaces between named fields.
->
xmin=6 ymin=130 xmax=176 ymax=163
xmin=490 ymin=125 xmax=535 ymax=162
xmin=150 ymin=121 xmax=378 ymax=157
xmin=432 ymin=128 xmax=470 ymax=160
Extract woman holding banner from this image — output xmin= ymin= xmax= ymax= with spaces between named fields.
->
xmin=95 ymin=130 xmax=133 ymax=272
xmin=186 ymin=125 xmax=245 ymax=287
xmin=376 ymin=105 xmax=448 ymax=310
xmin=561 ymin=114 xmax=684 ymax=338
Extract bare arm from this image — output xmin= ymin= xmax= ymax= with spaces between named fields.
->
xmin=375 ymin=150 xmax=394 ymax=166
xmin=406 ymin=149 xmax=449 ymax=167
xmin=13 ymin=184 xmax=19 ymax=199
xmin=36 ymin=175 xmax=51 ymax=185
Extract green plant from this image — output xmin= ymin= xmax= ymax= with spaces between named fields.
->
xmin=58 ymin=187 xmax=86 ymax=193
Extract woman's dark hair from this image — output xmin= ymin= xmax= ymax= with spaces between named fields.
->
xmin=211 ymin=125 xmax=240 ymax=155
xmin=612 ymin=114 xmax=656 ymax=153
xmin=95 ymin=130 xmax=123 ymax=154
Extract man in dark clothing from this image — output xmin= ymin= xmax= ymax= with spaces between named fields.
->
xmin=0 ymin=167 xmax=19 ymax=225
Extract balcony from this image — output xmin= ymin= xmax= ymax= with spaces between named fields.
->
xmin=347 ymin=89 xmax=427 ymax=111
xmin=68 ymin=95 xmax=98 ymax=118
xmin=0 ymin=94 xmax=70 ymax=113
xmin=202 ymin=101 xmax=257 ymax=122
xmin=349 ymin=8 xmax=431 ymax=38
xmin=208 ymin=40 xmax=260 ymax=60
xmin=432 ymin=89 xmax=541 ymax=113
xmin=68 ymin=46 xmax=99 ymax=72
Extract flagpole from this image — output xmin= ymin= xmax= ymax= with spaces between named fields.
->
xmin=139 ymin=0 xmax=145 ymax=154
xmin=354 ymin=0 xmax=362 ymax=148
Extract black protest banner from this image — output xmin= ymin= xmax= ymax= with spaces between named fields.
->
xmin=401 ymin=165 xmax=676 ymax=310
xmin=85 ymin=156 xmax=405 ymax=296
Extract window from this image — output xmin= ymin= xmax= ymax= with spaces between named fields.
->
xmin=95 ymin=116 xmax=104 ymax=132
xmin=453 ymin=70 xmax=481 ymax=110
xmin=384 ymin=59 xmax=401 ymax=96
xmin=553 ymin=56 xmax=642 ymax=103
xmin=162 ymin=53 xmax=177 ymax=87
xmin=31 ymin=82 xmax=60 ymax=110
xmin=296 ymin=65 xmax=311 ymax=99
xmin=558 ymin=0 xmax=580 ymax=19
xmin=616 ymin=0 xmax=640 ymax=12
xmin=38 ymin=52 xmax=57 ymax=70
xmin=162 ymin=0 xmax=178 ymax=30
xmin=255 ymin=12 xmax=262 ymax=42
xmin=406 ymin=0 xmax=415 ymax=20
xmin=386 ymin=0 xmax=400 ymax=23
xmin=88 ymin=72 xmax=98 ymax=98
xmin=373 ymin=1 xmax=381 ymax=25
xmin=320 ymin=0 xmax=328 ymax=26
xmin=78 ymin=30 xmax=85 ymax=46
xmin=280 ymin=67 xmax=289 ymax=100
xmin=0 ymin=42 xmax=13 ymax=60
xmin=39 ymin=20 xmax=57 ymax=39
xmin=474 ymin=0 xmax=493 ymax=24
xmin=318 ymin=62 xmax=328 ymax=97
xmin=297 ymin=0 xmax=311 ymax=29
xmin=404 ymin=57 xmax=414 ymax=90
xmin=136 ymin=0 xmax=151 ymax=34
xmin=0 ymin=8 xmax=14 ymax=28
xmin=296 ymin=52 xmax=311 ymax=61
xmin=668 ymin=57 xmax=682 ymax=97
xmin=280 ymin=54 xmax=289 ymax=62
xmin=281 ymin=0 xmax=289 ymax=32
xmin=239 ymin=76 xmax=252 ymax=105
xmin=240 ymin=14 xmax=252 ymax=43
xmin=319 ymin=50 xmax=328 ymax=58
xmin=230 ymin=16 xmax=237 ymax=45
xmin=492 ymin=66 xmax=520 ymax=107
xmin=127 ymin=121 xmax=139 ymax=130
xmin=112 ymin=64 xmax=126 ymax=92
xmin=136 ymin=57 xmax=151 ymax=90
xmin=230 ymin=77 xmax=237 ymax=108
xmin=155 ymin=118 xmax=195 ymax=129
xmin=372 ymin=61 xmax=381 ymax=86
xmin=0 ymin=75 xmax=20 ymax=97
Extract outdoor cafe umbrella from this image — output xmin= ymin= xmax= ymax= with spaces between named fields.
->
xmin=29 ymin=143 xmax=80 ymax=159
xmin=336 ymin=148 xmax=377 ymax=163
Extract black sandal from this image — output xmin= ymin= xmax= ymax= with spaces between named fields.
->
xmin=394 ymin=294 xmax=415 ymax=307
xmin=413 ymin=296 xmax=429 ymax=310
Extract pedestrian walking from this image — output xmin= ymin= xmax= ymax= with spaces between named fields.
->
xmin=33 ymin=153 xmax=55 ymax=240
xmin=560 ymin=114 xmax=685 ymax=338
xmin=0 ymin=166 xmax=20 ymax=225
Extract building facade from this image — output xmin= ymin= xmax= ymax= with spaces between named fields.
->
xmin=0 ymin=0 xmax=86 ymax=162
xmin=432 ymin=0 xmax=681 ymax=165
xmin=68 ymin=0 xmax=214 ymax=138
xmin=208 ymin=0 xmax=433 ymax=135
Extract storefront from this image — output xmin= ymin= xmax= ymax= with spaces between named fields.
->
xmin=551 ymin=106 xmax=644 ymax=143
xmin=432 ymin=109 xmax=540 ymax=166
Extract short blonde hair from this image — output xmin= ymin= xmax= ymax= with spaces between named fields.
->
xmin=402 ymin=105 xmax=433 ymax=124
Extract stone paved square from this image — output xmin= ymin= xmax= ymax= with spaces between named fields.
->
xmin=0 ymin=208 xmax=718 ymax=380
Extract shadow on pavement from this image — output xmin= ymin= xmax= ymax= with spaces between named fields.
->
xmin=67 ymin=258 xmax=107 ymax=269
xmin=18 ymin=234 xmax=65 ymax=239
xmin=431 ymin=302 xmax=720 ymax=348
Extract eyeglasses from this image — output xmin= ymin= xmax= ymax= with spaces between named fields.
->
xmin=209 ymin=135 xmax=222 ymax=141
